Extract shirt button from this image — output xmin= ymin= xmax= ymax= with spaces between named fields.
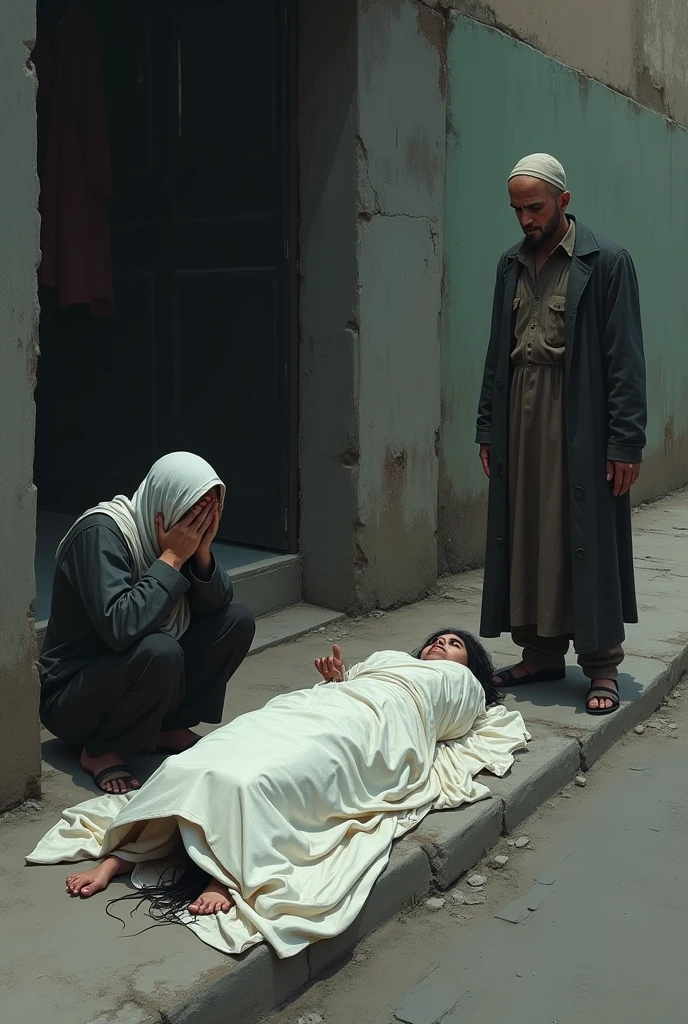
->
xmin=574 ymin=486 xmax=584 ymax=499
xmin=535 ymin=295 xmax=540 ymax=302
xmin=576 ymin=547 xmax=585 ymax=560
xmin=497 ymin=537 xmax=504 ymax=546
xmin=495 ymin=380 xmax=503 ymax=390
xmin=530 ymin=324 xmax=536 ymax=330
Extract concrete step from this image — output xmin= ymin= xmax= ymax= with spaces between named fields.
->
xmin=35 ymin=553 xmax=311 ymax=653
xmin=230 ymin=553 xmax=302 ymax=617
xmin=250 ymin=601 xmax=344 ymax=655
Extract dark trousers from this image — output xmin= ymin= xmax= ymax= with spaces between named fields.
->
xmin=41 ymin=603 xmax=255 ymax=757
xmin=511 ymin=624 xmax=624 ymax=681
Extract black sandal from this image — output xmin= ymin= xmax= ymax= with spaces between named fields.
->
xmin=585 ymin=684 xmax=620 ymax=716
xmin=92 ymin=764 xmax=137 ymax=793
xmin=495 ymin=666 xmax=567 ymax=687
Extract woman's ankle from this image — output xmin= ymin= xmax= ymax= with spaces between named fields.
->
xmin=103 ymin=854 xmax=130 ymax=877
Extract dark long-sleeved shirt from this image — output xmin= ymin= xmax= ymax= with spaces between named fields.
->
xmin=39 ymin=513 xmax=233 ymax=701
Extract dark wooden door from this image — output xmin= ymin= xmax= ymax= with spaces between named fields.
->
xmin=34 ymin=0 xmax=296 ymax=550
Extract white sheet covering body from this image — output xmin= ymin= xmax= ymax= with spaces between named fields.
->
xmin=27 ymin=651 xmax=529 ymax=958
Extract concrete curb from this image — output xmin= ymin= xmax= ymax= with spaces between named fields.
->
xmin=161 ymin=653 xmax=686 ymax=1024
xmin=578 ymin=646 xmax=688 ymax=768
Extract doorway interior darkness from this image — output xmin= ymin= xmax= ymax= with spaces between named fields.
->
xmin=33 ymin=0 xmax=298 ymax=566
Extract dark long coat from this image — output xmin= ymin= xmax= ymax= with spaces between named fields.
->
xmin=475 ymin=217 xmax=647 ymax=654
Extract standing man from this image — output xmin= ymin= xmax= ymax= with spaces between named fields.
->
xmin=476 ymin=154 xmax=647 ymax=715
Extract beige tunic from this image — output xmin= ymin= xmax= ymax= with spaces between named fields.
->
xmin=508 ymin=219 xmax=576 ymax=636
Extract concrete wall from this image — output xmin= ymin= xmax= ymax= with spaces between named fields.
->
xmin=441 ymin=0 xmax=688 ymax=127
xmin=300 ymin=0 xmax=446 ymax=611
xmin=0 ymin=1 xmax=41 ymax=809
xmin=355 ymin=0 xmax=445 ymax=608
xmin=299 ymin=0 xmax=360 ymax=611
xmin=439 ymin=13 xmax=688 ymax=572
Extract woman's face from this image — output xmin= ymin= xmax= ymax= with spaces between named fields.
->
xmin=420 ymin=633 xmax=468 ymax=665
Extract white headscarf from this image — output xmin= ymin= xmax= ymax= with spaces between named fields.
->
xmin=508 ymin=153 xmax=567 ymax=191
xmin=56 ymin=452 xmax=226 ymax=639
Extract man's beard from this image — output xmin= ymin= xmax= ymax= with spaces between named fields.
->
xmin=525 ymin=206 xmax=562 ymax=246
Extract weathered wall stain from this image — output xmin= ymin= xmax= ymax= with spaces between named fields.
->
xmin=635 ymin=62 xmax=670 ymax=117
xmin=663 ymin=417 xmax=675 ymax=453
xmin=404 ymin=129 xmax=443 ymax=195
xmin=415 ymin=2 xmax=447 ymax=99
xmin=438 ymin=483 xmax=488 ymax=574
xmin=638 ymin=423 xmax=688 ymax=505
xmin=440 ymin=1 xmax=688 ymax=128
xmin=355 ymin=445 xmax=437 ymax=611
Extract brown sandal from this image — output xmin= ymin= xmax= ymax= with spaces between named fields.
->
xmin=585 ymin=684 xmax=620 ymax=716
xmin=92 ymin=764 xmax=137 ymax=793
xmin=495 ymin=666 xmax=566 ymax=687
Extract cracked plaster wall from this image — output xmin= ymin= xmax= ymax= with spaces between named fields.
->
xmin=425 ymin=0 xmax=688 ymax=128
xmin=0 ymin=0 xmax=41 ymax=809
xmin=355 ymin=0 xmax=445 ymax=608
xmin=439 ymin=14 xmax=688 ymax=573
xmin=299 ymin=0 xmax=445 ymax=611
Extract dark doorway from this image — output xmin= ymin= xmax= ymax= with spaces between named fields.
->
xmin=34 ymin=0 xmax=297 ymax=552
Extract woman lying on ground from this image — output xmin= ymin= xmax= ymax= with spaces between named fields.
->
xmin=27 ymin=629 xmax=529 ymax=959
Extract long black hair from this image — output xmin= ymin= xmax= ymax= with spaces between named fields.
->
xmin=412 ymin=628 xmax=502 ymax=707
xmin=105 ymin=858 xmax=211 ymax=933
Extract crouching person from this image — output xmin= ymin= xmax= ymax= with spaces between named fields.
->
xmin=39 ymin=452 xmax=255 ymax=793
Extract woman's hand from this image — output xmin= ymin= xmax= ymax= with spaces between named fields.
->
xmin=315 ymin=645 xmax=344 ymax=683
xmin=194 ymin=497 xmax=222 ymax=578
xmin=156 ymin=499 xmax=215 ymax=572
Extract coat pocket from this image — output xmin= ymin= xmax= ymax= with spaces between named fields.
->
xmin=546 ymin=294 xmax=566 ymax=347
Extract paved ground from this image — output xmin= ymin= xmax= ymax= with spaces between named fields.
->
xmin=264 ymin=664 xmax=688 ymax=1024
xmin=1 ymin=490 xmax=688 ymax=1024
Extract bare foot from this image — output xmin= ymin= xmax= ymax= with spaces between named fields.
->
xmin=157 ymin=728 xmax=201 ymax=753
xmin=188 ymin=877 xmax=234 ymax=916
xmin=66 ymin=854 xmax=130 ymax=898
xmin=80 ymin=749 xmax=140 ymax=794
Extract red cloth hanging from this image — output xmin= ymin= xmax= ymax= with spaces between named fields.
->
xmin=33 ymin=1 xmax=114 ymax=315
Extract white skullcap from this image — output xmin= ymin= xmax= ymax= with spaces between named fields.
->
xmin=508 ymin=153 xmax=567 ymax=191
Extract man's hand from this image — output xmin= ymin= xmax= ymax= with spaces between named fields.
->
xmin=315 ymin=645 xmax=344 ymax=683
xmin=606 ymin=460 xmax=640 ymax=497
xmin=194 ymin=497 xmax=221 ymax=579
xmin=479 ymin=443 xmax=491 ymax=478
xmin=156 ymin=500 xmax=216 ymax=572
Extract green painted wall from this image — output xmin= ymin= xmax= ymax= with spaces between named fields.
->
xmin=440 ymin=13 xmax=688 ymax=572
